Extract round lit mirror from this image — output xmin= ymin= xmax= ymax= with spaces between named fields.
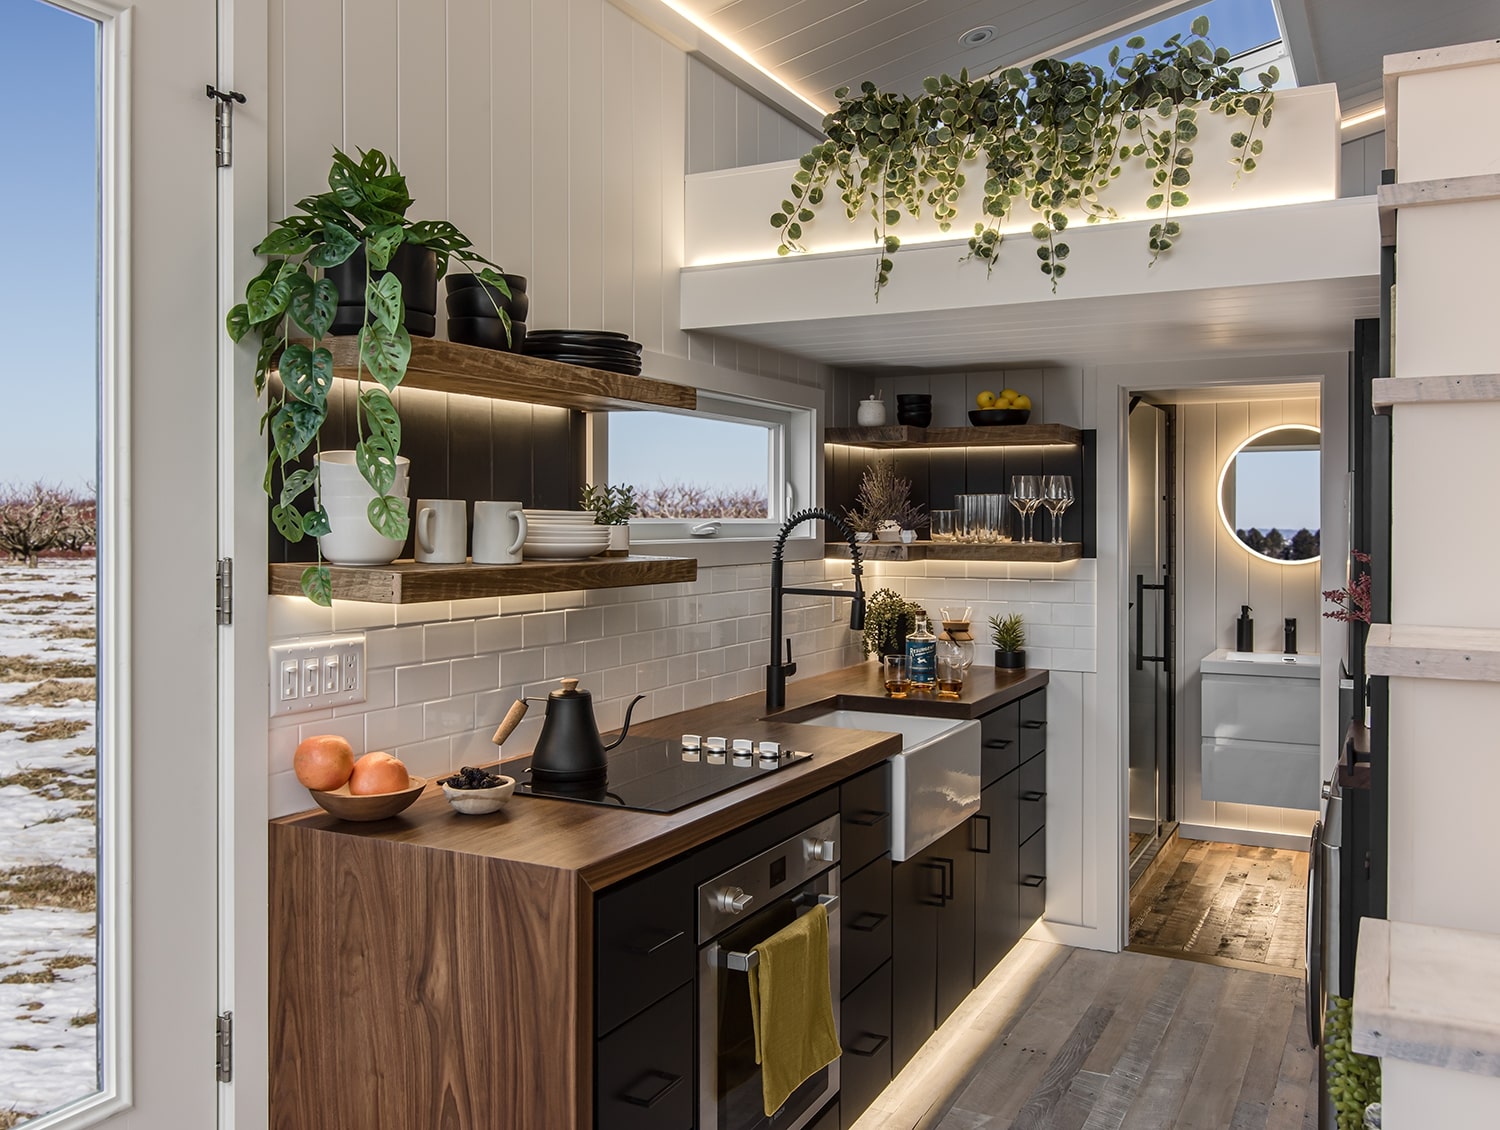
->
xmin=1217 ymin=424 xmax=1321 ymax=564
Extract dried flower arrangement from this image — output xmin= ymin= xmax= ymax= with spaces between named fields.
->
xmin=1322 ymin=550 xmax=1372 ymax=624
xmin=844 ymin=460 xmax=925 ymax=535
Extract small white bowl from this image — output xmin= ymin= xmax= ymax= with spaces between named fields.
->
xmin=441 ymin=776 xmax=516 ymax=814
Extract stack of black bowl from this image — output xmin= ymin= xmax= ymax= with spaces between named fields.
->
xmin=896 ymin=393 xmax=932 ymax=427
xmin=523 ymin=330 xmax=643 ymax=375
xmin=445 ymin=274 xmax=528 ymax=352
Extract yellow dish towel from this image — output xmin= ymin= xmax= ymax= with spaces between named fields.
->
xmin=747 ymin=903 xmax=840 ymax=1117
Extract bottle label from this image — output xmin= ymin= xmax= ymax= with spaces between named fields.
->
xmin=906 ymin=638 xmax=936 ymax=684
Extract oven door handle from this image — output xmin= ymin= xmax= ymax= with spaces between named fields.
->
xmin=724 ymin=894 xmax=839 ymax=971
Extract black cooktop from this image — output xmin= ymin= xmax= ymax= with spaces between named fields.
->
xmin=509 ymin=735 xmax=813 ymax=813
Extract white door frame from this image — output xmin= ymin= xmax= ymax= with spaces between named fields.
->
xmin=218 ymin=0 xmax=271 ymax=1127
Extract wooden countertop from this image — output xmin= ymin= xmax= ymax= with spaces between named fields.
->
xmin=272 ymin=662 xmax=1048 ymax=891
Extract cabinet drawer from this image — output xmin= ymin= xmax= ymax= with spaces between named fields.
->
xmin=1019 ymin=690 xmax=1048 ymax=762
xmin=979 ymin=701 xmax=1020 ymax=786
xmin=841 ymin=854 xmax=892 ymax=996
xmin=596 ymin=859 xmax=694 ymax=1038
xmin=1019 ymin=827 xmax=1046 ymax=930
xmin=1017 ymin=752 xmax=1047 ymax=845
xmin=841 ymin=762 xmax=892 ymax=876
xmin=839 ymin=959 xmax=893 ymax=1129
xmin=596 ymin=981 xmax=694 ymax=1130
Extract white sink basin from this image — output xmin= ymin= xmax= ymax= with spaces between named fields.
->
xmin=793 ymin=709 xmax=980 ymax=861
xmin=1200 ymin=649 xmax=1319 ymax=678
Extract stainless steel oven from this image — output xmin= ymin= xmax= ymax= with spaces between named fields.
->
xmin=698 ymin=814 xmax=841 ymax=1130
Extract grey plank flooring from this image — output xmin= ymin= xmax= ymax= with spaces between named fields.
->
xmin=878 ymin=946 xmax=1320 ymax=1130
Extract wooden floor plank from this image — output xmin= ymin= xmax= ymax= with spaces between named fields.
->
xmin=1079 ymin=959 xmax=1193 ymax=1130
xmin=1010 ymin=1005 xmax=1113 ymax=1130
xmin=1078 ymin=952 xmax=1173 ymax=1077
xmin=1116 ymin=962 xmax=1229 ymax=1130
xmin=1174 ymin=969 xmax=1273 ymax=1127
xmin=1265 ymin=991 xmax=1317 ymax=1130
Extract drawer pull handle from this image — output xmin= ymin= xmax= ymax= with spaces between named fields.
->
xmin=848 ymin=809 xmax=889 ymax=827
xmin=1023 ymin=720 xmax=1047 ymax=730
xmin=847 ymin=1032 xmax=890 ymax=1058
xmin=984 ymin=738 xmax=1013 ymax=749
xmin=620 ymin=1068 xmax=682 ymax=1109
xmin=849 ymin=910 xmax=888 ymax=933
xmin=1021 ymin=874 xmax=1046 ymax=888
xmin=628 ymin=930 xmax=685 ymax=956
xmin=1021 ymin=790 xmax=1046 ymax=803
xmin=971 ymin=814 xmax=992 ymax=854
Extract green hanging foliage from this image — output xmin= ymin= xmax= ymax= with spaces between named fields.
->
xmin=771 ymin=17 xmax=1278 ymax=296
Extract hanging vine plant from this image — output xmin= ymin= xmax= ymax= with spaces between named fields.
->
xmin=772 ymin=17 xmax=1278 ymax=295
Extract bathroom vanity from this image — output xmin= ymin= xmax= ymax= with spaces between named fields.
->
xmin=1199 ymin=649 xmax=1320 ymax=810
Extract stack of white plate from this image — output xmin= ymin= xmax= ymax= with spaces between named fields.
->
xmin=521 ymin=509 xmax=610 ymax=560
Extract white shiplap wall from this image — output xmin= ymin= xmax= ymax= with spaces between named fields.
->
xmin=269 ymin=0 xmax=826 ymax=384
xmin=686 ymin=56 xmax=822 ymax=174
xmin=1175 ymin=396 xmax=1322 ymax=845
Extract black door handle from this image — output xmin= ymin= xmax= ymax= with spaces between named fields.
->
xmin=932 ymin=856 xmax=955 ymax=901
xmin=919 ymin=860 xmax=946 ymax=906
xmin=848 ymin=910 xmax=888 ymax=933
xmin=1021 ymin=790 xmax=1046 ymax=803
xmin=848 ymin=809 xmax=889 ymax=827
xmin=619 ymin=1068 xmax=682 ymax=1108
xmin=846 ymin=1032 xmax=890 ymax=1057
xmin=971 ymin=814 xmax=992 ymax=854
xmin=984 ymin=737 xmax=1012 ymax=748
xmin=1022 ymin=720 xmax=1047 ymax=730
xmin=1021 ymin=874 xmax=1046 ymax=888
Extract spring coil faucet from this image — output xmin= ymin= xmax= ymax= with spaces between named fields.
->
xmin=766 ymin=508 xmax=866 ymax=712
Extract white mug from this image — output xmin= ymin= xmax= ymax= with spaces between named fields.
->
xmin=473 ymin=501 xmax=528 ymax=565
xmin=415 ymin=499 xmax=467 ymax=564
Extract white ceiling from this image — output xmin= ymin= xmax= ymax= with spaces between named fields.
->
xmin=675 ymin=0 xmax=1500 ymax=114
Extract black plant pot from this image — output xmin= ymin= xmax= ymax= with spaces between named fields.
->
xmin=994 ymin=649 xmax=1026 ymax=669
xmin=325 ymin=243 xmax=439 ymax=337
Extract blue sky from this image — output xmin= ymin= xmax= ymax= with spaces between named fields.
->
xmin=1068 ymin=0 xmax=1282 ymax=71
xmin=1235 ymin=449 xmax=1320 ymax=531
xmin=610 ymin=412 xmax=769 ymax=497
xmin=0 ymin=0 xmax=99 ymax=491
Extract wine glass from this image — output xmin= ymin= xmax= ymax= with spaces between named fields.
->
xmin=1010 ymin=475 xmax=1041 ymax=542
xmin=1042 ymin=474 xmax=1074 ymax=544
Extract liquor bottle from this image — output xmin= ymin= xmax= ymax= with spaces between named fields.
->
xmin=906 ymin=613 xmax=936 ymax=690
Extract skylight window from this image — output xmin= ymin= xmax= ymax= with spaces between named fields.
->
xmin=1064 ymin=0 xmax=1295 ymax=87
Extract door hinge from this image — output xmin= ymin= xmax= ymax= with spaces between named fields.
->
xmin=205 ymin=85 xmax=246 ymax=168
xmin=215 ymin=1011 xmax=233 ymax=1083
xmin=216 ymin=557 xmax=234 ymax=626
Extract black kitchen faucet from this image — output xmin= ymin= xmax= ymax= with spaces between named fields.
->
xmin=766 ymin=508 xmax=866 ymax=712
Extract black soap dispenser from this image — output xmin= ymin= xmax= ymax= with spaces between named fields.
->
xmin=1284 ymin=617 xmax=1298 ymax=655
xmin=1236 ymin=605 xmax=1254 ymax=653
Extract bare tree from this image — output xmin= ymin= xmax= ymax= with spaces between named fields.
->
xmin=0 ymin=483 xmax=96 ymax=565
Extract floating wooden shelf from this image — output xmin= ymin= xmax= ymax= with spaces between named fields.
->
xmin=1366 ymin=623 xmax=1500 ymax=681
xmin=824 ymin=423 xmax=1083 ymax=449
xmin=1376 ymin=172 xmax=1500 ymax=245
xmin=1372 ymin=374 xmax=1500 ymax=407
xmin=825 ymin=540 xmax=1084 ymax=563
xmin=268 ymin=555 xmax=697 ymax=604
xmin=293 ymin=336 xmax=697 ymax=413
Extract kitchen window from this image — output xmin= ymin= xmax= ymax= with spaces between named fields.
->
xmin=590 ymin=390 xmax=818 ymax=557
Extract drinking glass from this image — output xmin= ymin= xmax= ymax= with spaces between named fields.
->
xmin=929 ymin=509 xmax=958 ymax=541
xmin=1010 ymin=475 xmax=1041 ymax=542
xmin=987 ymin=493 xmax=1013 ymax=542
xmin=959 ymin=494 xmax=987 ymax=543
xmin=936 ymin=653 xmax=965 ymax=699
xmin=882 ymin=655 xmax=910 ymax=698
xmin=1042 ymin=474 xmax=1074 ymax=544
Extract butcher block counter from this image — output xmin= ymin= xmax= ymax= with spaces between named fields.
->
xmin=269 ymin=663 xmax=1047 ymax=1130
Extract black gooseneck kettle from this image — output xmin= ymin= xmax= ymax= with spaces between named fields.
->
xmin=527 ymin=677 xmax=646 ymax=783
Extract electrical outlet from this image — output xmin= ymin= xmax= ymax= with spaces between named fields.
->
xmin=270 ymin=636 xmax=368 ymax=717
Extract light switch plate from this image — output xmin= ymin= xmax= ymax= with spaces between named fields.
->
xmin=270 ymin=636 xmax=366 ymax=717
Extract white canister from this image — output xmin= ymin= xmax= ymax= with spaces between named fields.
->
xmin=472 ymin=501 xmax=528 ymax=564
xmin=856 ymin=395 xmax=888 ymax=427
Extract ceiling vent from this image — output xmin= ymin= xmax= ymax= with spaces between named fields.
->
xmin=958 ymin=26 xmax=997 ymax=48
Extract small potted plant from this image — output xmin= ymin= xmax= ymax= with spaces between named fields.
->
xmin=581 ymin=483 xmax=639 ymax=556
xmin=226 ymin=146 xmax=512 ymax=604
xmin=862 ymin=588 xmax=926 ymax=659
xmin=990 ymin=612 xmax=1027 ymax=669
xmin=845 ymin=460 xmax=925 ymax=543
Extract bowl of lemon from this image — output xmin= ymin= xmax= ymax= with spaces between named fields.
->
xmin=969 ymin=388 xmax=1032 ymax=426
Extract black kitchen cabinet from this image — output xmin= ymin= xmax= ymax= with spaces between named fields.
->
xmin=891 ymin=822 xmax=976 ymax=1072
xmin=973 ymin=770 xmax=1020 ymax=977
xmin=596 ymin=981 xmax=695 ymax=1130
xmin=841 ymin=853 xmax=892 ymax=995
xmin=839 ymin=959 xmax=893 ymax=1128
xmin=841 ymin=763 xmax=892 ymax=876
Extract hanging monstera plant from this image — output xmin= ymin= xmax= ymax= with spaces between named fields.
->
xmin=226 ymin=147 xmax=511 ymax=605
xmin=772 ymin=17 xmax=1278 ymax=295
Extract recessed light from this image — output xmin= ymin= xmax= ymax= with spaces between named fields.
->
xmin=958 ymin=26 xmax=997 ymax=48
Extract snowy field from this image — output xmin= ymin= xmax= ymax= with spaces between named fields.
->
xmin=0 ymin=560 xmax=98 ymax=1126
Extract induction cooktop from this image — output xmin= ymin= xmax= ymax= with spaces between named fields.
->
xmin=508 ymin=735 xmax=813 ymax=813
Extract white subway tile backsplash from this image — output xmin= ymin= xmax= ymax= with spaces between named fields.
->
xmin=499 ymin=647 xmax=546 ymax=686
xmin=523 ymin=611 xmax=566 ymax=648
xmin=297 ymin=715 xmax=364 ymax=751
xmin=449 ymin=597 xmax=501 ymax=620
xmin=396 ymin=736 xmax=455 ymax=780
xmin=475 ymin=614 xmax=523 ymax=654
xmin=451 ymin=728 xmax=498 ymax=767
xmin=637 ymin=659 xmax=670 ymax=692
xmin=1052 ymin=603 xmax=1095 ymax=627
xmin=424 ymin=694 xmax=476 ymax=738
xmin=366 ymin=625 xmax=424 ymax=670
xmin=396 ymin=663 xmax=450 ymax=705
xmin=451 ymin=654 xmax=500 ymax=696
xmin=602 ymin=603 xmax=636 ymax=638
xmin=1030 ymin=580 xmax=1076 ymax=602
xmin=269 ymin=595 xmax=334 ymax=640
xmin=586 ymin=636 xmax=623 ymax=673
xmin=544 ymin=642 xmax=588 ymax=678
xmin=501 ymin=593 xmax=546 ymax=615
xmin=619 ymin=631 xmax=653 ymax=664
xmin=331 ymin=599 xmax=396 ymax=632
xmin=565 ymin=607 xmax=605 ymax=641
xmin=365 ymin=704 xmax=426 ymax=749
xmin=396 ymin=601 xmax=454 ymax=626
xmin=543 ymin=590 xmax=588 ymax=612
xmin=269 ymin=769 xmax=308 ymax=819
xmin=425 ymin=619 xmax=477 ymax=661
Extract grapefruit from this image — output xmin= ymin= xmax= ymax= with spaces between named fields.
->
xmin=293 ymin=734 xmax=356 ymax=791
xmin=349 ymin=751 xmax=411 ymax=795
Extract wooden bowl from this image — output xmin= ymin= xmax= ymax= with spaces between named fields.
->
xmin=441 ymin=776 xmax=516 ymax=814
xmin=308 ymin=775 xmax=428 ymax=821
